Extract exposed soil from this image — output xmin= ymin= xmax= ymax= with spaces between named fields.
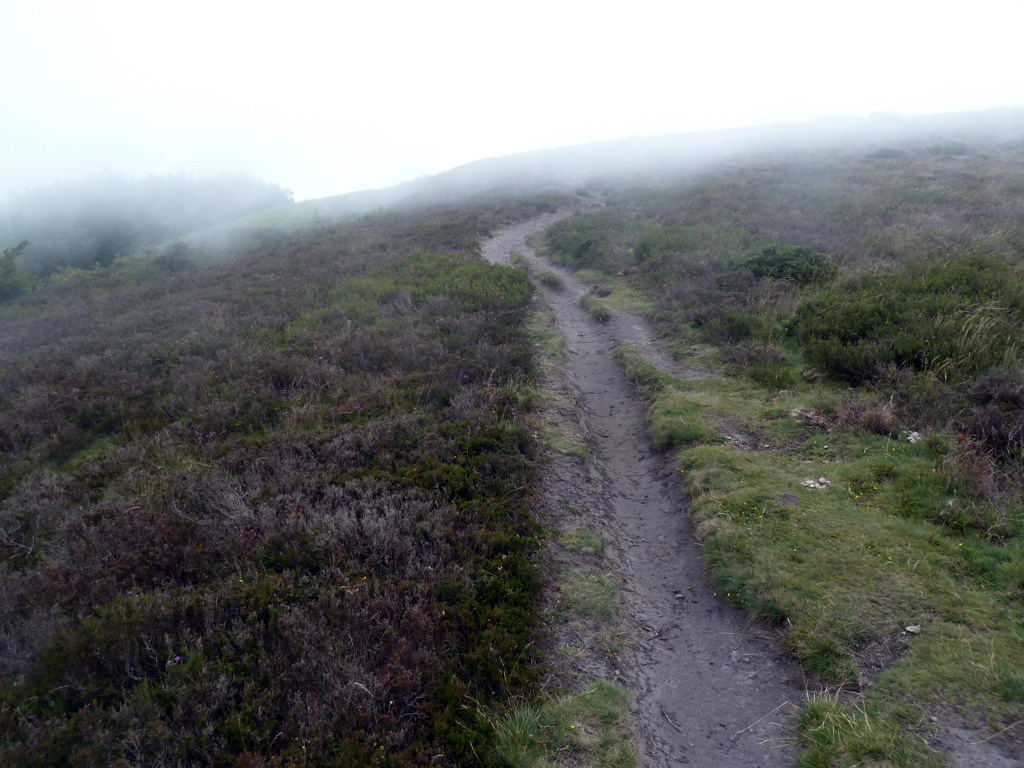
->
xmin=483 ymin=211 xmax=803 ymax=767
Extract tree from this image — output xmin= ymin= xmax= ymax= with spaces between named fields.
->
xmin=0 ymin=240 xmax=31 ymax=302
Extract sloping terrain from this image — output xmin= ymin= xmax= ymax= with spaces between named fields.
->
xmin=535 ymin=130 xmax=1024 ymax=766
xmin=0 ymin=197 xmax=565 ymax=766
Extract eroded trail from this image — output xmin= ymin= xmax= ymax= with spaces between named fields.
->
xmin=483 ymin=213 xmax=801 ymax=767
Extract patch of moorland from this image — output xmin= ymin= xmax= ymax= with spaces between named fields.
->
xmin=0 ymin=194 xmax=568 ymax=766
xmin=547 ymin=136 xmax=1024 ymax=765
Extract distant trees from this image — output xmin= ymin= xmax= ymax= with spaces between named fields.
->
xmin=0 ymin=240 xmax=30 ymax=302
xmin=0 ymin=174 xmax=293 ymax=276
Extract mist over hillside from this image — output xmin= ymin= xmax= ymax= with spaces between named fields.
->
xmin=308 ymin=106 xmax=1024 ymax=213
xmin=5 ymin=107 xmax=1022 ymax=269
xmin=0 ymin=174 xmax=292 ymax=276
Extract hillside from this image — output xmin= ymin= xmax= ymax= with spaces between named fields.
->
xmin=537 ymin=121 xmax=1024 ymax=766
xmin=0 ymin=195 xmax=567 ymax=766
xmin=1 ymin=109 xmax=1023 ymax=767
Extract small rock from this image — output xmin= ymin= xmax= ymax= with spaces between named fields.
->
xmin=905 ymin=625 xmax=922 ymax=634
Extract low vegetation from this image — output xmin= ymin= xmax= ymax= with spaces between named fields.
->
xmin=0 ymin=196 xmax=567 ymax=766
xmin=6 ymin=115 xmax=1024 ymax=766
xmin=536 ymin=270 xmax=564 ymax=289
xmin=793 ymin=253 xmax=1024 ymax=384
xmin=551 ymin=132 xmax=1024 ymax=765
xmin=491 ymin=682 xmax=636 ymax=768
xmin=579 ymin=294 xmax=611 ymax=322
xmin=617 ymin=344 xmax=1024 ymax=763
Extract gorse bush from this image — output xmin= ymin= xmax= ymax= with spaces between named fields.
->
xmin=792 ymin=254 xmax=1024 ymax=384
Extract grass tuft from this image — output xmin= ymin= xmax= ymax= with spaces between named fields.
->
xmin=489 ymin=682 xmax=637 ymax=768
xmin=579 ymin=294 xmax=612 ymax=322
xmin=560 ymin=527 xmax=605 ymax=556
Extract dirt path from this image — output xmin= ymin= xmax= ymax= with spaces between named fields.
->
xmin=483 ymin=212 xmax=803 ymax=767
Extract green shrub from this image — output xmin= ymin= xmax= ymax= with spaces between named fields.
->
xmin=545 ymin=211 xmax=645 ymax=272
xmin=792 ymin=254 xmax=1024 ymax=383
xmin=537 ymin=270 xmax=564 ymax=289
xmin=722 ymin=343 xmax=794 ymax=389
xmin=634 ymin=225 xmax=701 ymax=261
xmin=701 ymin=311 xmax=763 ymax=344
xmin=734 ymin=244 xmax=837 ymax=286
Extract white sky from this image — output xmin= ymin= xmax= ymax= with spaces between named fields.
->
xmin=2 ymin=0 xmax=1022 ymax=201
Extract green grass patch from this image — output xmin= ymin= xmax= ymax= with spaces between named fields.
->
xmin=648 ymin=391 xmax=720 ymax=450
xmin=562 ymin=574 xmax=617 ymax=622
xmin=545 ymin=424 xmax=588 ymax=460
xmin=574 ymin=269 xmax=654 ymax=316
xmin=613 ymin=343 xmax=675 ymax=394
xmin=489 ymin=681 xmax=637 ymax=768
xmin=560 ymin=527 xmax=605 ymax=556
xmin=526 ymin=311 xmax=565 ymax=362
xmin=794 ymin=692 xmax=942 ymax=768
xmin=614 ymin=344 xmax=719 ymax=449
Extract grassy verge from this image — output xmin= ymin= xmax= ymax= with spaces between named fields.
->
xmin=614 ymin=343 xmax=1024 ymax=766
xmin=491 ymin=682 xmax=636 ymax=768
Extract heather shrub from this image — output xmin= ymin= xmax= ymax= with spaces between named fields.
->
xmin=722 ymin=342 xmax=793 ymax=389
xmin=792 ymin=254 xmax=1024 ymax=384
xmin=545 ymin=210 xmax=646 ymax=272
xmin=0 ymin=203 xmax=547 ymax=766
xmin=834 ymin=399 xmax=899 ymax=436
xmin=733 ymin=244 xmax=837 ymax=286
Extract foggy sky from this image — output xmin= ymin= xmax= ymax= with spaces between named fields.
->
xmin=3 ymin=0 xmax=1023 ymax=202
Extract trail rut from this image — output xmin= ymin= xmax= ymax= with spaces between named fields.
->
xmin=483 ymin=212 xmax=802 ymax=767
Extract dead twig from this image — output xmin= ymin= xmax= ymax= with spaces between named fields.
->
xmin=661 ymin=704 xmax=683 ymax=733
xmin=966 ymin=719 xmax=1024 ymax=744
xmin=736 ymin=700 xmax=796 ymax=735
